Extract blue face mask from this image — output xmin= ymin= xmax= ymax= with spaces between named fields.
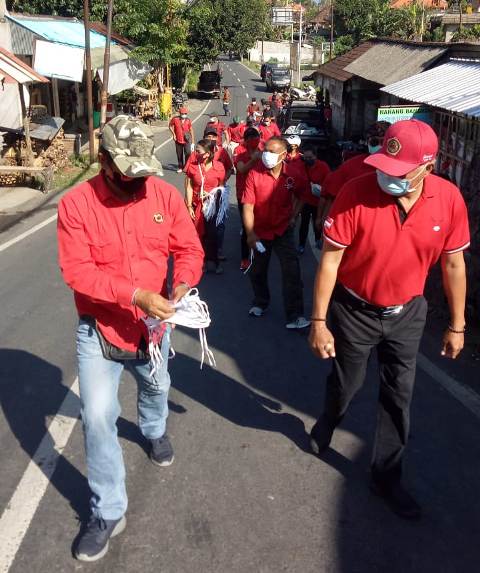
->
xmin=368 ymin=144 xmax=382 ymax=154
xmin=376 ymin=170 xmax=411 ymax=197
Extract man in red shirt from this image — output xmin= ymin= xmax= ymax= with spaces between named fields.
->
xmin=169 ymin=107 xmax=194 ymax=173
xmin=247 ymin=97 xmax=260 ymax=117
xmin=317 ymin=121 xmax=390 ymax=230
xmin=234 ymin=127 xmax=262 ymax=270
xmin=295 ymin=144 xmax=331 ymax=253
xmin=309 ymin=120 xmax=470 ymax=520
xmin=227 ymin=116 xmax=246 ymax=156
xmin=207 ymin=115 xmax=228 ymax=147
xmin=258 ymin=112 xmax=281 ymax=142
xmin=242 ymin=136 xmax=310 ymax=330
xmin=57 ymin=116 xmax=204 ymax=561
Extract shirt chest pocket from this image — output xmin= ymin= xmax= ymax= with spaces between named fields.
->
xmin=142 ymin=220 xmax=170 ymax=253
xmin=88 ymin=240 xmax=119 ymax=266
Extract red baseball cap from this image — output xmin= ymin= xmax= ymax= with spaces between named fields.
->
xmin=179 ymin=107 xmax=188 ymax=114
xmin=364 ymin=119 xmax=438 ymax=176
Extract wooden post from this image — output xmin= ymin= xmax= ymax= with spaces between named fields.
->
xmin=329 ymin=0 xmax=334 ymax=61
xmin=51 ymin=77 xmax=60 ymax=116
xmin=18 ymin=84 xmax=34 ymax=167
xmin=83 ymin=0 xmax=95 ymax=164
xmin=100 ymin=0 xmax=113 ymax=129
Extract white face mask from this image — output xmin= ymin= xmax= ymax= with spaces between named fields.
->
xmin=262 ymin=151 xmax=282 ymax=169
xmin=180 ymin=114 xmax=187 ymax=119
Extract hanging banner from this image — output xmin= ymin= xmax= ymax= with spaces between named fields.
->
xmin=33 ymin=39 xmax=85 ymax=83
xmin=377 ymin=105 xmax=433 ymax=125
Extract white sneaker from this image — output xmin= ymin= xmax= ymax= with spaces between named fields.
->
xmin=249 ymin=306 xmax=265 ymax=317
xmin=286 ymin=317 xmax=311 ymax=330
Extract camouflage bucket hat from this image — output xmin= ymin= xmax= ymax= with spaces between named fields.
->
xmin=101 ymin=115 xmax=163 ymax=178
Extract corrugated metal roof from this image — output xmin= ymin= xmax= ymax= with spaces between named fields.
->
xmin=7 ymin=15 xmax=114 ymax=49
xmin=344 ymin=43 xmax=446 ymax=86
xmin=0 ymin=46 xmax=49 ymax=84
xmin=313 ymin=42 xmax=374 ymax=82
xmin=381 ymin=60 xmax=480 ymax=117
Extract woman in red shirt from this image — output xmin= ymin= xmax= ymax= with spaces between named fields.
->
xmin=185 ymin=139 xmax=226 ymax=273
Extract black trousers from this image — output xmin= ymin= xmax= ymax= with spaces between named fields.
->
xmin=175 ymin=141 xmax=191 ymax=169
xmin=237 ymin=201 xmax=249 ymax=260
xmin=249 ymin=227 xmax=304 ymax=321
xmin=299 ymin=204 xmax=321 ymax=247
xmin=320 ymin=286 xmax=428 ymax=485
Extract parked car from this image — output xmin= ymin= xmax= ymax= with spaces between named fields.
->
xmin=197 ymin=71 xmax=221 ymax=98
xmin=279 ymin=101 xmax=329 ymax=152
xmin=260 ymin=62 xmax=282 ymax=81
xmin=266 ymin=66 xmax=291 ymax=92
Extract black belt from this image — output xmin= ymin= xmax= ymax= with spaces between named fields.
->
xmin=335 ymin=285 xmax=413 ymax=319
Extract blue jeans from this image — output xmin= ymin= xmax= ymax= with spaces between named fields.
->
xmin=76 ymin=319 xmax=171 ymax=520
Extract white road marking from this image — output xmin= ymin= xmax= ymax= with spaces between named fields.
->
xmin=0 ymin=377 xmax=81 ymax=573
xmin=246 ymin=93 xmax=249 ymax=98
xmin=0 ymin=214 xmax=58 ymax=254
xmin=242 ymin=84 xmax=245 ymax=89
xmin=237 ymin=78 xmax=241 ymax=83
xmin=308 ymin=232 xmax=480 ymax=421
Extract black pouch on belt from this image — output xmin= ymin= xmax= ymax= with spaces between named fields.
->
xmin=80 ymin=315 xmax=149 ymax=361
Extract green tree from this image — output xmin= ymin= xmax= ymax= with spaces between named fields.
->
xmin=7 ymin=0 xmax=81 ymax=16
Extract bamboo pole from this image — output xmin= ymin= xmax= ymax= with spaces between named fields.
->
xmin=83 ymin=0 xmax=95 ymax=164
xmin=100 ymin=0 xmax=114 ymax=129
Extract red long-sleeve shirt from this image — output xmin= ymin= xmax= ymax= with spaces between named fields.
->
xmin=57 ymin=173 xmax=204 ymax=352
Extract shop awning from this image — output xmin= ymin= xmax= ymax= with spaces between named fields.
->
xmin=381 ymin=60 xmax=480 ymax=118
xmin=0 ymin=46 xmax=48 ymax=85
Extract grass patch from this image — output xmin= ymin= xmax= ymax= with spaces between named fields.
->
xmin=243 ymin=60 xmax=261 ymax=74
xmin=53 ymin=161 xmax=100 ymax=191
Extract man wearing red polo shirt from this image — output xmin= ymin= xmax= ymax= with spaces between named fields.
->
xmin=258 ymin=112 xmax=281 ymax=142
xmin=309 ymin=120 xmax=470 ymax=520
xmin=242 ymin=136 xmax=310 ymax=330
xmin=169 ymin=107 xmax=194 ymax=173
xmin=57 ymin=116 xmax=204 ymax=561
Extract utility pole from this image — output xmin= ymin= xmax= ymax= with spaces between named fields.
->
xmin=100 ymin=0 xmax=113 ymax=129
xmin=298 ymin=5 xmax=303 ymax=86
xmin=329 ymin=0 xmax=334 ymax=61
xmin=83 ymin=0 xmax=95 ymax=164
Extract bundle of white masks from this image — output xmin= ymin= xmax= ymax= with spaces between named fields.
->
xmin=143 ymin=289 xmax=215 ymax=376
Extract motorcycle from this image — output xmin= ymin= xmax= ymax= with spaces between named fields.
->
xmin=173 ymin=87 xmax=188 ymax=111
xmin=290 ymin=84 xmax=316 ymax=102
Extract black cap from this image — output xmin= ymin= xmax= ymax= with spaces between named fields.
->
xmin=204 ymin=127 xmax=218 ymax=137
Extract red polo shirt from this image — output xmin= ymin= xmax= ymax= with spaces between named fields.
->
xmin=57 ymin=173 xmax=204 ymax=352
xmin=322 ymin=154 xmax=373 ymax=199
xmin=324 ymin=173 xmax=470 ymax=307
xmin=169 ymin=116 xmax=192 ymax=145
xmin=247 ymin=103 xmax=260 ymax=115
xmin=258 ymin=122 xmax=281 ymax=142
xmin=285 ymin=154 xmax=310 ymax=202
xmin=185 ymin=160 xmax=226 ymax=202
xmin=242 ymin=163 xmax=302 ymax=240
xmin=304 ymin=159 xmax=331 ymax=206
xmin=228 ymin=123 xmax=246 ymax=143
xmin=234 ymin=149 xmax=261 ymax=201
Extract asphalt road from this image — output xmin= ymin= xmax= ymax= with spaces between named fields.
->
xmin=0 ymin=58 xmax=479 ymax=573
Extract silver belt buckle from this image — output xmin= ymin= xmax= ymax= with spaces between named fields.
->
xmin=380 ymin=305 xmax=404 ymax=317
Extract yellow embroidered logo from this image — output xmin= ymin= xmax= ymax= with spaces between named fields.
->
xmin=153 ymin=213 xmax=164 ymax=223
xmin=387 ymin=138 xmax=402 ymax=156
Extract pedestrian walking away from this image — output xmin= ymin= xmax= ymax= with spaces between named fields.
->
xmin=317 ymin=121 xmax=390 ymax=232
xmin=222 ymin=86 xmax=231 ymax=117
xmin=57 ymin=115 xmax=204 ymax=561
xmin=309 ymin=119 xmax=470 ymax=520
xmin=242 ymin=136 xmax=310 ymax=330
xmin=185 ymin=139 xmax=227 ymax=274
xmin=234 ymin=127 xmax=263 ymax=271
xmin=169 ymin=107 xmax=195 ymax=172
xmin=290 ymin=143 xmax=331 ymax=253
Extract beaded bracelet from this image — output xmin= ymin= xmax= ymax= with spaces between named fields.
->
xmin=448 ymin=325 xmax=466 ymax=334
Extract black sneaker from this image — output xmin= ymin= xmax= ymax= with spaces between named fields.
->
xmin=370 ymin=480 xmax=422 ymax=520
xmin=150 ymin=434 xmax=174 ymax=467
xmin=310 ymin=416 xmax=336 ymax=455
xmin=75 ymin=515 xmax=126 ymax=562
